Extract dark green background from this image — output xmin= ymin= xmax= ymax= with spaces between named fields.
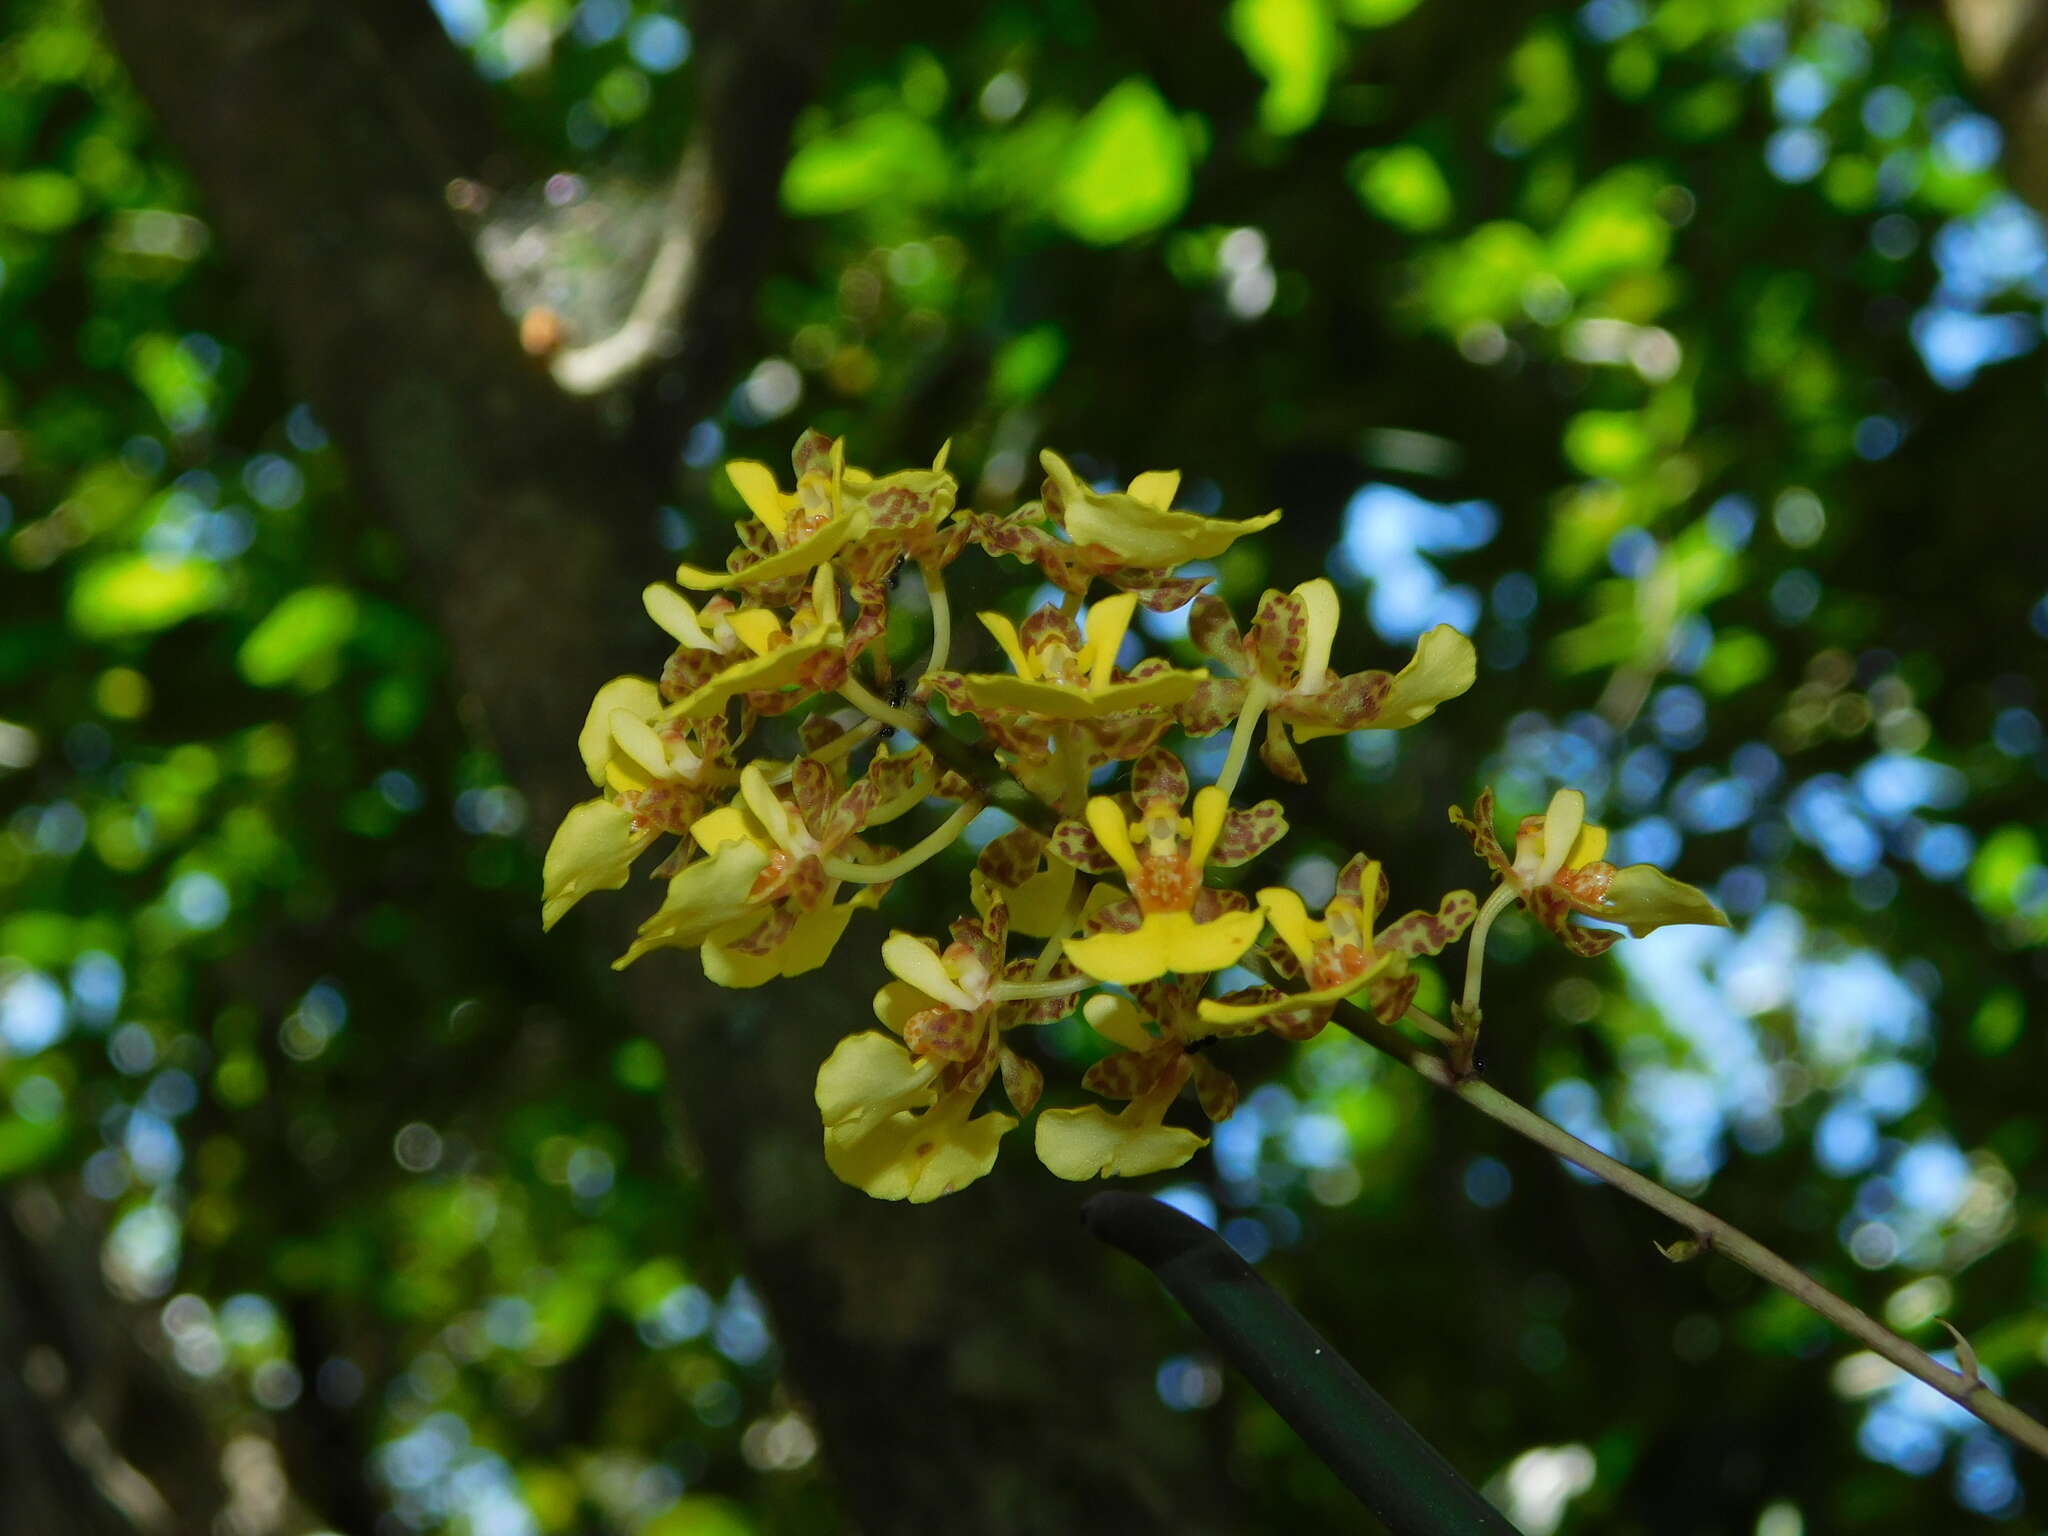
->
xmin=4 ymin=0 xmax=2048 ymax=1530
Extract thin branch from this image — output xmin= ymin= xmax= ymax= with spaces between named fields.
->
xmin=1338 ymin=1011 xmax=2048 ymax=1462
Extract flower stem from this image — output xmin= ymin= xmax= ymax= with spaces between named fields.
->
xmin=921 ymin=561 xmax=953 ymax=679
xmin=1372 ymin=998 xmax=1459 ymax=1046
xmin=1339 ymin=1009 xmax=2048 ymax=1464
xmin=824 ymin=800 xmax=983 ymax=884
xmin=991 ymin=975 xmax=1091 ymax=1003
xmin=838 ymin=674 xmax=926 ymax=736
xmin=1460 ymin=883 xmax=1519 ymax=1020
xmin=806 ymin=717 xmax=884 ymax=766
xmin=1214 ymin=689 xmax=1268 ymax=804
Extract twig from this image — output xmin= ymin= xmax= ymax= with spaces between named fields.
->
xmin=1337 ymin=1012 xmax=2048 ymax=1462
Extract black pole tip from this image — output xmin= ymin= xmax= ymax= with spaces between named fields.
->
xmin=1083 ymin=1190 xmax=1248 ymax=1276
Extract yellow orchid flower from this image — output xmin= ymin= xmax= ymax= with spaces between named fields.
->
xmin=930 ymin=592 xmax=1203 ymax=724
xmin=1197 ymin=856 xmax=1476 ymax=1036
xmin=1040 ymin=449 xmax=1280 ymax=568
xmin=618 ymin=753 xmax=903 ymax=977
xmin=1451 ymin=786 xmax=1730 ymax=958
xmin=614 ymin=808 xmax=773 ymax=968
xmin=648 ymin=565 xmax=846 ymax=721
xmin=1035 ymin=978 xmax=1242 ymax=1181
xmin=818 ymin=884 xmax=1074 ymax=1201
xmin=1055 ymin=750 xmax=1280 ymax=986
xmin=837 ymin=438 xmax=967 ymax=580
xmin=1182 ymin=579 xmax=1477 ymax=782
xmin=543 ymin=680 xmax=738 ymax=930
xmin=674 ymin=436 xmax=868 ymax=593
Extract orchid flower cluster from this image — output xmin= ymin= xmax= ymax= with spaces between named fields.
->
xmin=543 ymin=431 xmax=1730 ymax=1202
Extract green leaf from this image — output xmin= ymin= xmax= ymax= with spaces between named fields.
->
xmin=1419 ymin=221 xmax=1545 ymax=328
xmin=643 ymin=1498 xmax=755 ymax=1536
xmin=1550 ymin=168 xmax=1671 ymax=292
xmin=1497 ymin=25 xmax=1579 ymax=150
xmin=0 ymin=170 xmax=83 ymax=231
xmin=1562 ymin=410 xmax=1652 ymax=478
xmin=237 ymin=586 xmax=360 ymax=689
xmin=1337 ymin=0 xmax=1423 ymax=24
xmin=128 ymin=332 xmax=214 ymax=433
xmin=1969 ymin=826 xmax=2040 ymax=917
xmin=1054 ymin=79 xmax=1191 ymax=245
xmin=1231 ymin=0 xmax=1339 ymax=136
xmin=1698 ymin=629 xmax=1772 ymax=696
xmin=69 ymin=553 xmax=226 ymax=639
xmin=1351 ymin=144 xmax=1453 ymax=232
xmin=0 ymin=1116 xmax=67 ymax=1179
xmin=782 ymin=112 xmax=949 ymax=215
xmin=991 ymin=325 xmax=1067 ymax=403
xmin=1971 ymin=989 xmax=2024 ymax=1056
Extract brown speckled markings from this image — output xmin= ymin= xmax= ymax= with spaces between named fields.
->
xmin=96 ymin=0 xmax=1247 ymax=1526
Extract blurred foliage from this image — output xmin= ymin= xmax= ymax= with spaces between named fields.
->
xmin=7 ymin=0 xmax=2048 ymax=1530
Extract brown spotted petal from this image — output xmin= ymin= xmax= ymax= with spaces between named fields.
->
xmin=1258 ymin=936 xmax=1304 ymax=981
xmin=1249 ymin=589 xmax=1309 ymax=689
xmin=1189 ymin=1057 xmax=1239 ymax=1122
xmin=798 ymin=713 xmax=854 ymax=755
xmin=1082 ymin=895 xmax=1144 ymax=935
xmin=1051 ymin=818 xmax=1121 ymax=875
xmin=1448 ymin=788 xmax=1516 ymax=883
xmin=905 ymin=1005 xmax=984 ymax=1062
xmin=1210 ymin=800 xmax=1287 ymax=867
xmin=1331 ymin=853 xmax=1373 ymax=912
xmin=978 ymin=827 xmax=1045 ymax=889
xmin=1283 ymin=669 xmax=1392 ymax=732
xmin=1000 ymin=1048 xmax=1045 ymax=1116
xmin=1018 ymin=604 xmax=1083 ymax=654
xmin=967 ymin=514 xmax=1088 ymax=593
xmin=1179 ymin=677 xmax=1250 ymax=738
xmin=791 ymin=757 xmax=835 ymax=828
xmin=791 ymin=428 xmax=835 ymax=478
xmin=1190 ymin=886 xmax=1251 ymax=923
xmin=1115 ymin=570 xmax=1211 ymax=613
xmin=844 ymin=590 xmax=890 ymax=658
xmin=1377 ymin=890 xmax=1479 ymax=959
xmin=980 ymin=894 xmax=1010 ymax=958
xmin=863 ymin=748 xmax=935 ymax=825
xmin=1363 ymin=969 xmax=1419 ymax=1027
xmin=924 ymin=671 xmax=973 ymax=714
xmin=661 ymin=646 xmax=724 ymax=702
xmin=1527 ymin=884 xmax=1621 ymax=957
xmin=1000 ymin=958 xmax=1083 ymax=1025
xmin=1132 ymin=973 xmax=1204 ymax=1030
xmin=1257 ymin=716 xmax=1308 ymax=783
xmin=1130 ymin=748 xmax=1190 ymax=808
xmin=1079 ymin=710 xmax=1173 ymax=766
xmin=1187 ymin=594 xmax=1248 ymax=671
xmin=862 ymin=480 xmax=938 ymax=531
xmin=953 ymin=1037 xmax=1004 ymax=1100
xmin=786 ymin=855 xmax=831 ymax=912
xmin=729 ymin=905 xmax=796 ymax=955
xmin=1214 ymin=984 xmax=1330 ymax=1042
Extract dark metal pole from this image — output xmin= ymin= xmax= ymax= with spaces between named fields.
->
xmin=1084 ymin=1192 xmax=1521 ymax=1536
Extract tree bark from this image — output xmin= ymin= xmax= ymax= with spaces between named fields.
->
xmin=1947 ymin=0 xmax=2048 ymax=215
xmin=93 ymin=2 xmax=1247 ymax=1529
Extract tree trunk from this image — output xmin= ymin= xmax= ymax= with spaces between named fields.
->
xmin=93 ymin=2 xmax=1247 ymax=1529
xmin=1947 ymin=0 xmax=2048 ymax=216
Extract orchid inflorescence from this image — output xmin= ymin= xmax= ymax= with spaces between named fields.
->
xmin=543 ymin=431 xmax=1729 ymax=1202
